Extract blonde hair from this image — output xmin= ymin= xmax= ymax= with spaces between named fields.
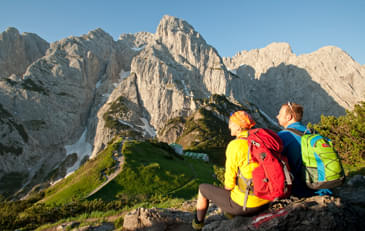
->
xmin=282 ymin=102 xmax=303 ymax=121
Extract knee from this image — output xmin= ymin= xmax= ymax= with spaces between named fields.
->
xmin=198 ymin=183 xmax=210 ymax=192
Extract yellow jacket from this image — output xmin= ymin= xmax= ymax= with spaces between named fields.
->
xmin=224 ymin=131 xmax=270 ymax=208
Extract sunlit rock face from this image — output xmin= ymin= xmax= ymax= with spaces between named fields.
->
xmin=0 ymin=27 xmax=50 ymax=78
xmin=0 ymin=28 xmax=135 ymax=196
xmin=0 ymin=15 xmax=364 ymax=197
xmin=223 ymin=42 xmax=365 ymax=124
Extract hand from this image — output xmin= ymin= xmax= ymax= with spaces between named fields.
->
xmin=224 ymin=186 xmax=233 ymax=191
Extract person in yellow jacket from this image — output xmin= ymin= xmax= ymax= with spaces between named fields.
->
xmin=192 ymin=111 xmax=270 ymax=230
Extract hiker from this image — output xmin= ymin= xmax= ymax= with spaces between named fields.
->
xmin=276 ymin=102 xmax=319 ymax=197
xmin=276 ymin=102 xmax=337 ymax=197
xmin=192 ymin=111 xmax=270 ymax=230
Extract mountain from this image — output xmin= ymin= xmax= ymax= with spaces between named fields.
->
xmin=0 ymin=15 xmax=364 ymax=197
xmin=0 ymin=28 xmax=136 ymax=197
xmin=0 ymin=27 xmax=49 ymax=78
xmin=223 ymin=43 xmax=365 ymax=123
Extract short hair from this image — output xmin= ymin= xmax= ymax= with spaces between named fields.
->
xmin=282 ymin=102 xmax=303 ymax=121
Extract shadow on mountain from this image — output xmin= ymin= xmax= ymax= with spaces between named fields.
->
xmin=235 ymin=63 xmax=346 ymax=125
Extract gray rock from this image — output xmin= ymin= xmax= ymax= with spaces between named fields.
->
xmin=0 ymin=28 xmax=132 ymax=196
xmin=1 ymin=15 xmax=365 ymax=197
xmin=0 ymin=27 xmax=49 ymax=78
xmin=223 ymin=43 xmax=365 ymax=124
xmin=122 ymin=176 xmax=365 ymax=231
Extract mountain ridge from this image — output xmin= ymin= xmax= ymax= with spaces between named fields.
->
xmin=0 ymin=15 xmax=364 ymax=197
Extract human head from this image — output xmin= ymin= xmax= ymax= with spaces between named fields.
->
xmin=229 ymin=111 xmax=256 ymax=136
xmin=276 ymin=102 xmax=303 ymax=128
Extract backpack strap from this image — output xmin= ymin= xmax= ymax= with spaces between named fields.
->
xmin=237 ymin=131 xmax=256 ymax=211
xmin=285 ymin=128 xmax=304 ymax=136
xmin=237 ymin=168 xmax=253 ymax=211
xmin=285 ymin=127 xmax=313 ymax=136
xmin=281 ymin=159 xmax=293 ymax=188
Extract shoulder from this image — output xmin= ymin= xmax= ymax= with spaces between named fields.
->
xmin=277 ymin=129 xmax=297 ymax=145
xmin=227 ymin=138 xmax=247 ymax=152
xmin=228 ymin=138 xmax=247 ymax=147
xmin=288 ymin=122 xmax=307 ymax=132
xmin=278 ymin=130 xmax=293 ymax=139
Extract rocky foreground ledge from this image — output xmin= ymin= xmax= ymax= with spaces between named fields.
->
xmin=47 ymin=175 xmax=365 ymax=231
xmin=122 ymin=175 xmax=365 ymax=231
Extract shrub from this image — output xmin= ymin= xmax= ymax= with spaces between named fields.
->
xmin=309 ymin=101 xmax=365 ymax=172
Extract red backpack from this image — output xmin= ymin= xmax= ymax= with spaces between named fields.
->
xmin=238 ymin=128 xmax=292 ymax=210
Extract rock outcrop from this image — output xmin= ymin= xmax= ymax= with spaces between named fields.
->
xmin=122 ymin=175 xmax=365 ymax=231
xmin=0 ymin=28 xmax=136 ymax=196
xmin=0 ymin=27 xmax=49 ymax=78
xmin=1 ymin=15 xmax=365 ymax=197
xmin=223 ymin=43 xmax=365 ymax=124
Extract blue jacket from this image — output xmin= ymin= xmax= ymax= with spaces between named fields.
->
xmin=278 ymin=122 xmax=316 ymax=197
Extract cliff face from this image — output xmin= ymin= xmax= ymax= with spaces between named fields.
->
xmin=0 ymin=28 xmax=137 ymax=195
xmin=223 ymin=43 xmax=365 ymax=123
xmin=0 ymin=15 xmax=364 ymax=197
xmin=0 ymin=27 xmax=49 ymax=78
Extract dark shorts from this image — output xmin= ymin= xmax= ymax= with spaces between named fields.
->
xmin=199 ymin=183 xmax=267 ymax=216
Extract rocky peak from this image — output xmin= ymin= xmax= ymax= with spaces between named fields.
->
xmin=223 ymin=41 xmax=365 ymax=124
xmin=118 ymin=32 xmax=154 ymax=49
xmin=3 ymin=27 xmax=20 ymax=36
xmin=1 ymin=15 xmax=365 ymax=199
xmin=154 ymin=15 xmax=219 ymax=70
xmin=0 ymin=27 xmax=49 ymax=78
xmin=0 ymin=27 xmax=127 ymax=196
xmin=84 ymin=28 xmax=113 ymax=41
xmin=156 ymin=15 xmax=203 ymax=41
xmin=223 ymin=42 xmax=295 ymax=77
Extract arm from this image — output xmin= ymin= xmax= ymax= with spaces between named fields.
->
xmin=224 ymin=141 xmax=238 ymax=191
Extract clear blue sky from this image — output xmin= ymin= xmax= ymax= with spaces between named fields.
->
xmin=1 ymin=0 xmax=364 ymax=64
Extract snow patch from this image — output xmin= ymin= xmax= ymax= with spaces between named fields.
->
xmin=229 ymin=69 xmax=237 ymax=75
xmin=169 ymin=143 xmax=209 ymax=162
xmin=184 ymin=152 xmax=209 ymax=162
xmin=169 ymin=143 xmax=183 ymax=155
xmin=119 ymin=69 xmax=130 ymax=80
xmin=132 ymin=45 xmax=145 ymax=51
xmin=181 ymin=80 xmax=193 ymax=97
xmin=64 ymin=129 xmax=92 ymax=177
xmin=136 ymin=118 xmax=156 ymax=137
xmin=96 ymin=79 xmax=102 ymax=89
xmin=118 ymin=119 xmax=134 ymax=128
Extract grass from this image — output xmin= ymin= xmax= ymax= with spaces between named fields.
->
xmin=41 ymin=139 xmax=120 ymax=204
xmin=34 ymin=210 xmax=121 ymax=231
xmin=89 ymin=140 xmax=218 ymax=203
xmin=103 ymin=96 xmax=129 ymax=129
xmin=27 ymin=139 xmax=218 ymax=230
xmin=41 ymin=138 xmax=217 ymax=207
xmin=343 ymin=161 xmax=365 ymax=177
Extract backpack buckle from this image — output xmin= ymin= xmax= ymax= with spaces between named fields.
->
xmin=251 ymin=140 xmax=260 ymax=147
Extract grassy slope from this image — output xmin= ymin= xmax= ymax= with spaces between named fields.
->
xmin=42 ymin=139 xmax=218 ymax=205
xmin=41 ymin=140 xmax=119 ymax=204
xmin=89 ymin=140 xmax=218 ymax=202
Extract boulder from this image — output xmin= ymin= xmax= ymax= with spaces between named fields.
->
xmin=122 ymin=175 xmax=365 ymax=231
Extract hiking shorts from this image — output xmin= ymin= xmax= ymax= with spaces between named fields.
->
xmin=199 ymin=183 xmax=267 ymax=216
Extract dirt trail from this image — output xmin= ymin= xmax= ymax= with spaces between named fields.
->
xmin=86 ymin=141 xmax=125 ymax=198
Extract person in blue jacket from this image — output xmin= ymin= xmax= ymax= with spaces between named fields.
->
xmin=276 ymin=102 xmax=316 ymax=197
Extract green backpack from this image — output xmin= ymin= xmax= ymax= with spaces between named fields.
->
xmin=286 ymin=128 xmax=345 ymax=189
